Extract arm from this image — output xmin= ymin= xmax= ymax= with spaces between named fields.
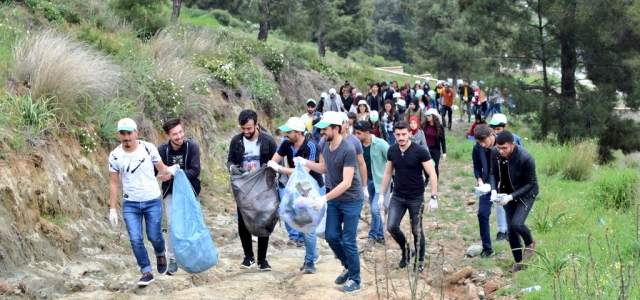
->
xmin=379 ymin=161 xmax=394 ymax=195
xmin=471 ymin=147 xmax=484 ymax=184
xmin=185 ymin=142 xmax=201 ymax=180
xmin=510 ymin=154 xmax=537 ymax=200
xmin=489 ymin=148 xmax=499 ymax=190
xmin=305 ymin=153 xmax=327 ymax=175
xmin=357 ymin=154 xmax=367 ymax=189
xmin=422 ymin=160 xmax=438 ymax=195
xmin=271 ymin=152 xmax=311 ymax=176
xmin=440 ymin=125 xmax=447 ymax=154
xmin=226 ymin=137 xmax=237 ymax=170
xmin=325 ymin=166 xmax=355 ymax=201
xmin=109 ymin=172 xmax=120 ymax=209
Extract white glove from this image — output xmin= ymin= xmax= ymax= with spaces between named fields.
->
xmin=363 ymin=188 xmax=369 ymax=200
xmin=428 ymin=197 xmax=438 ymax=212
xmin=442 ymin=153 xmax=447 ymax=161
xmin=378 ymin=194 xmax=385 ymax=212
xmin=109 ymin=208 xmax=118 ymax=229
xmin=495 ymin=194 xmax=514 ymax=206
xmin=474 ymin=183 xmax=491 ymax=195
xmin=167 ymin=164 xmax=179 ymax=175
xmin=311 ymin=196 xmax=326 ymax=210
xmin=267 ymin=160 xmax=281 ymax=172
xmin=293 ymin=157 xmax=308 ymax=167
xmin=229 ymin=165 xmax=234 ymax=173
xmin=490 ymin=190 xmax=498 ymax=202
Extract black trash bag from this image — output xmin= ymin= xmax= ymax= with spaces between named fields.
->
xmin=230 ymin=165 xmax=280 ymax=237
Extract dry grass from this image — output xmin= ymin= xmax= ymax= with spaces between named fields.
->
xmin=12 ymin=29 xmax=122 ymax=123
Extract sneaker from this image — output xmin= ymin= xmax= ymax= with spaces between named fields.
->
xmin=399 ymin=258 xmax=408 ymax=269
xmin=510 ymin=262 xmax=524 ymax=273
xmin=342 ymin=279 xmax=361 ymax=293
xmin=287 ymin=239 xmax=296 ymax=246
xmin=137 ymin=273 xmax=155 ymax=286
xmin=496 ymin=231 xmax=508 ymax=241
xmin=296 ymin=240 xmax=305 ymax=248
xmin=303 ymin=261 xmax=317 ymax=274
xmin=524 ymin=240 xmax=536 ymax=260
xmin=413 ymin=261 xmax=425 ymax=273
xmin=335 ymin=268 xmax=349 ymax=285
xmin=258 ymin=260 xmax=271 ymax=271
xmin=240 ymin=257 xmax=255 ymax=269
xmin=458 ymin=118 xmax=463 ymax=122
xmin=376 ymin=238 xmax=386 ymax=245
xmin=365 ymin=238 xmax=376 ymax=252
xmin=156 ymin=255 xmax=168 ymax=275
xmin=314 ymin=255 xmax=322 ymax=264
xmin=479 ymin=249 xmax=495 ymax=258
xmin=168 ymin=259 xmax=178 ymax=274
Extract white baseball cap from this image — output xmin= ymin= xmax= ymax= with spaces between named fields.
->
xmin=355 ymin=92 xmax=363 ymax=97
xmin=393 ymin=92 xmax=401 ymax=98
xmin=489 ymin=114 xmax=508 ymax=126
xmin=358 ymin=100 xmax=367 ymax=106
xmin=278 ymin=117 xmax=306 ymax=132
xmin=117 ymin=118 xmax=137 ymax=132
xmin=369 ymin=110 xmax=379 ymax=121
xmin=320 ymin=92 xmax=328 ymax=98
xmin=315 ymin=111 xmax=345 ymax=129
xmin=414 ymin=80 xmax=421 ymax=84
xmin=415 ymin=90 xmax=424 ymax=98
xmin=329 ymin=88 xmax=337 ymax=94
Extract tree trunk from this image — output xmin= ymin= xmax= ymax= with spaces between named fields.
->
xmin=537 ymin=0 xmax=550 ymax=139
xmin=171 ymin=0 xmax=182 ymax=23
xmin=317 ymin=19 xmax=326 ymax=57
xmin=557 ymin=33 xmax=577 ymax=143
xmin=258 ymin=0 xmax=270 ymax=41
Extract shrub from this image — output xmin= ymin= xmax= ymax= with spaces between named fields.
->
xmin=23 ymin=0 xmax=63 ymax=23
xmin=210 ymin=9 xmax=231 ymax=26
xmin=92 ymin=98 xmax=136 ymax=146
xmin=12 ymin=30 xmax=122 ymax=124
xmin=3 ymin=92 xmax=58 ymax=133
xmin=111 ymin=0 xmax=168 ymax=39
xmin=196 ymin=55 xmax=238 ymax=89
xmin=240 ymin=67 xmax=277 ymax=113
xmin=543 ymin=142 xmax=595 ymax=181
xmin=73 ymin=126 xmax=98 ymax=153
xmin=591 ymin=168 xmax=639 ymax=211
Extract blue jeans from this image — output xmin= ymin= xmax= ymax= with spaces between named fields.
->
xmin=280 ymin=187 xmax=325 ymax=263
xmin=326 ymin=197 xmax=363 ymax=284
xmin=387 ymin=194 xmax=426 ymax=262
xmin=477 ymin=194 xmax=493 ymax=250
xmin=484 ymin=103 xmax=503 ymax=120
xmin=367 ymin=179 xmax=389 ymax=240
xmin=123 ymin=197 xmax=166 ymax=274
xmin=495 ymin=205 xmax=507 ymax=233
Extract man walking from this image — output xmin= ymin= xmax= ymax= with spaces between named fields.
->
xmin=267 ymin=117 xmax=324 ymax=274
xmin=155 ymin=118 xmax=201 ymax=274
xmin=353 ymin=121 xmax=390 ymax=251
xmin=296 ymin=111 xmax=364 ymax=293
xmin=109 ymin=118 xmax=177 ymax=286
xmin=489 ymin=131 xmax=538 ymax=273
xmin=325 ymin=88 xmax=345 ymax=113
xmin=379 ymin=121 xmax=439 ymax=272
xmin=458 ymin=79 xmax=473 ymax=123
xmin=227 ymin=109 xmax=277 ymax=271
xmin=440 ymin=82 xmax=456 ymax=130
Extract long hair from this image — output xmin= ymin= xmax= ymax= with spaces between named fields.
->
xmin=423 ymin=114 xmax=443 ymax=137
xmin=383 ymin=99 xmax=396 ymax=122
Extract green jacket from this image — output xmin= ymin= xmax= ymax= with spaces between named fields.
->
xmin=368 ymin=136 xmax=390 ymax=192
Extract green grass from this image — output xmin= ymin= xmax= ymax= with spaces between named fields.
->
xmin=179 ymin=9 xmax=221 ymax=29
xmin=41 ymin=213 xmax=68 ymax=226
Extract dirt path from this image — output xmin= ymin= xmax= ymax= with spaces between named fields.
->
xmin=40 ymin=118 xmax=517 ymax=300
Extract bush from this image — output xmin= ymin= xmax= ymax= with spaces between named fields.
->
xmin=210 ymin=9 xmax=245 ymax=28
xmin=22 ymin=0 xmax=63 ymax=23
xmin=543 ymin=142 xmax=595 ymax=181
xmin=111 ymin=0 xmax=168 ymax=39
xmin=92 ymin=99 xmax=136 ymax=146
xmin=240 ymin=67 xmax=277 ymax=113
xmin=12 ymin=30 xmax=122 ymax=124
xmin=196 ymin=55 xmax=238 ymax=89
xmin=591 ymin=168 xmax=639 ymax=211
xmin=2 ymin=92 xmax=58 ymax=134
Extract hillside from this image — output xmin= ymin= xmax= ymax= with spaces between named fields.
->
xmin=0 ymin=1 xmax=639 ymax=300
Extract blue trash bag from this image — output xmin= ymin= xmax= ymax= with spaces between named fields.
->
xmin=278 ymin=163 xmax=326 ymax=234
xmin=170 ymin=170 xmax=218 ymax=273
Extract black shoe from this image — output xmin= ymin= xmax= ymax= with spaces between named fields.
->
xmin=258 ymin=260 xmax=271 ymax=271
xmin=303 ymin=261 xmax=317 ymax=274
xmin=375 ymin=238 xmax=386 ymax=245
xmin=296 ymin=240 xmax=305 ymax=248
xmin=240 ymin=257 xmax=255 ymax=269
xmin=413 ymin=261 xmax=425 ymax=273
xmin=399 ymin=258 xmax=408 ymax=269
xmin=335 ymin=268 xmax=349 ymax=285
xmin=156 ymin=255 xmax=168 ymax=275
xmin=496 ymin=232 xmax=508 ymax=241
xmin=479 ymin=249 xmax=495 ymax=258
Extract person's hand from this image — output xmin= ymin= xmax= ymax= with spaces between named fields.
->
xmin=495 ymin=194 xmax=513 ymax=206
xmin=109 ymin=208 xmax=118 ymax=229
xmin=167 ymin=164 xmax=179 ymax=175
xmin=311 ymin=196 xmax=326 ymax=210
xmin=293 ymin=157 xmax=308 ymax=167
xmin=229 ymin=165 xmax=235 ymax=173
xmin=363 ymin=188 xmax=369 ymax=200
xmin=428 ymin=195 xmax=438 ymax=212
xmin=474 ymin=183 xmax=491 ymax=195
xmin=490 ymin=190 xmax=498 ymax=202
xmin=441 ymin=153 xmax=447 ymax=161
xmin=378 ymin=195 xmax=385 ymax=213
xmin=267 ymin=160 xmax=282 ymax=172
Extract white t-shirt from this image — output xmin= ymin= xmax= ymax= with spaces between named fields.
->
xmin=108 ymin=140 xmax=162 ymax=202
xmin=242 ymin=137 xmax=260 ymax=172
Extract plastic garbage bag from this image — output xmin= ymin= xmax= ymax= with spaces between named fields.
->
xmin=231 ymin=165 xmax=280 ymax=237
xmin=278 ymin=163 xmax=326 ymax=234
xmin=170 ymin=170 xmax=218 ymax=273
xmin=474 ymin=183 xmax=491 ymax=196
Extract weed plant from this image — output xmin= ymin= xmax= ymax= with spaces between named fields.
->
xmin=591 ymin=168 xmax=639 ymax=211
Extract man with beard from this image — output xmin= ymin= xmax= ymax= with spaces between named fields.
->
xmin=381 ymin=81 xmax=394 ymax=101
xmin=301 ymin=99 xmax=322 ymax=142
xmin=267 ymin=117 xmax=324 ymax=274
xmin=108 ymin=118 xmax=178 ymax=286
xmin=378 ymin=121 xmax=439 ymax=273
xmin=227 ymin=109 xmax=277 ymax=271
xmin=294 ymin=111 xmax=364 ymax=293
xmin=155 ymin=118 xmax=202 ymax=275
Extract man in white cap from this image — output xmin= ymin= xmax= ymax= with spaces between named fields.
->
xmin=108 ymin=118 xmax=178 ymax=286
xmin=267 ymin=117 xmax=324 ymax=274
xmin=488 ymin=113 xmax=522 ymax=146
xmin=294 ymin=111 xmax=364 ymax=293
xmin=325 ymin=88 xmax=345 ymax=113
xmin=318 ymin=92 xmax=328 ymax=113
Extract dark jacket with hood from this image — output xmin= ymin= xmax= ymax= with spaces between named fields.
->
xmin=489 ymin=145 xmax=539 ymax=206
xmin=472 ymin=133 xmax=496 ymax=183
xmin=157 ymin=138 xmax=201 ymax=196
xmin=226 ymin=130 xmax=277 ymax=172
xmin=366 ymin=93 xmax=385 ymax=112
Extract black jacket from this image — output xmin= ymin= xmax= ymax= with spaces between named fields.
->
xmin=458 ymin=86 xmax=474 ymax=101
xmin=226 ymin=130 xmax=277 ymax=171
xmin=157 ymin=138 xmax=201 ymax=197
xmin=366 ymin=93 xmax=385 ymax=112
xmin=489 ymin=145 xmax=539 ymax=205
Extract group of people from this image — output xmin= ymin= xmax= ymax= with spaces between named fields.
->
xmin=106 ymin=77 xmax=537 ymax=292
